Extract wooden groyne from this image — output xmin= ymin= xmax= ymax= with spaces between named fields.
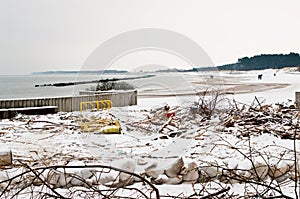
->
xmin=35 ymin=75 xmax=155 ymax=87
xmin=0 ymin=90 xmax=137 ymax=113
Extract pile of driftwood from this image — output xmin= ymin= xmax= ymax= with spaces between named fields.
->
xmin=78 ymin=112 xmax=121 ymax=133
xmin=125 ymin=105 xmax=181 ymax=138
xmin=0 ymin=113 xmax=78 ymax=133
xmin=222 ymin=99 xmax=300 ymax=139
xmin=121 ymin=97 xmax=300 ymax=142
xmin=0 ymin=111 xmax=121 ymax=134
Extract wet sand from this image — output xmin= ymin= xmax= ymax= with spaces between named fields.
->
xmin=138 ymin=73 xmax=290 ymax=97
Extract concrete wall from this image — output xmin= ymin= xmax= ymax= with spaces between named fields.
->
xmin=0 ymin=90 xmax=137 ymax=112
xmin=296 ymin=92 xmax=300 ymax=108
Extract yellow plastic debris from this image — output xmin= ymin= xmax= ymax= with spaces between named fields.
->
xmin=78 ymin=117 xmax=121 ymax=134
xmin=101 ymin=125 xmax=120 ymax=134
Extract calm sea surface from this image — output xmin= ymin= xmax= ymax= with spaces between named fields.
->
xmin=0 ymin=74 xmax=127 ymax=99
xmin=0 ymin=72 xmax=211 ymax=100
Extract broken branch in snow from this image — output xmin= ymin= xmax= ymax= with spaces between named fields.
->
xmin=199 ymin=187 xmax=230 ymax=199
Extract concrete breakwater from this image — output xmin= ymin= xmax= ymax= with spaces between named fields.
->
xmin=0 ymin=90 xmax=137 ymax=112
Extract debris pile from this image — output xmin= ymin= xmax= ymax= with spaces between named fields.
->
xmin=1 ymin=97 xmax=300 ymax=198
xmin=124 ymin=105 xmax=181 ymax=138
xmin=222 ymin=101 xmax=300 ymax=139
xmin=0 ymin=113 xmax=78 ymax=133
xmin=78 ymin=112 xmax=121 ymax=134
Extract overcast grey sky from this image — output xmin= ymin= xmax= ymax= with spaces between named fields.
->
xmin=1 ymin=0 xmax=300 ymax=75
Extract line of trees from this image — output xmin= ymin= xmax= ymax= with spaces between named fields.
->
xmin=217 ymin=52 xmax=300 ymax=71
xmin=155 ymin=52 xmax=300 ymax=72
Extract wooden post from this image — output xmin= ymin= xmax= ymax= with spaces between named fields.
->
xmin=296 ymin=92 xmax=300 ymax=108
xmin=0 ymin=150 xmax=12 ymax=166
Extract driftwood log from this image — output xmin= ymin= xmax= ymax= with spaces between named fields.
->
xmin=0 ymin=150 xmax=12 ymax=166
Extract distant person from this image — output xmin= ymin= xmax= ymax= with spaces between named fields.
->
xmin=258 ymin=74 xmax=263 ymax=80
xmin=274 ymin=73 xmax=276 ymax=76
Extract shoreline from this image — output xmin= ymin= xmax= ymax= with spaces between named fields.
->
xmin=138 ymin=82 xmax=290 ymax=98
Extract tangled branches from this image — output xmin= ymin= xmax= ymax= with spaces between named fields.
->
xmin=192 ymin=88 xmax=223 ymax=119
xmin=0 ymin=164 xmax=159 ymax=199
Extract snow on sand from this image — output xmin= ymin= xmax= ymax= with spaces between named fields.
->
xmin=0 ymin=69 xmax=300 ymax=198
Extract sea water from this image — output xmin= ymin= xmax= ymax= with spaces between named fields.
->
xmin=0 ymin=72 xmax=219 ymax=100
xmin=0 ymin=74 xmax=118 ymax=99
